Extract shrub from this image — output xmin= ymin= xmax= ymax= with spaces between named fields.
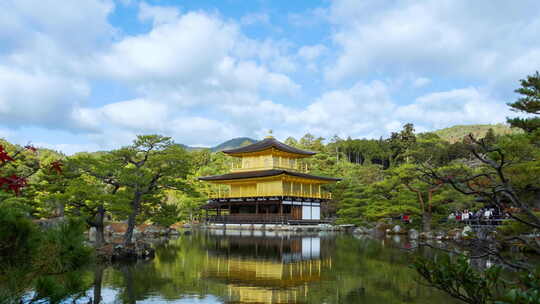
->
xmin=0 ymin=202 xmax=38 ymax=267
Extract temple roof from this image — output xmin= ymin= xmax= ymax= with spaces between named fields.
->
xmin=198 ymin=169 xmax=341 ymax=182
xmin=222 ymin=137 xmax=316 ymax=156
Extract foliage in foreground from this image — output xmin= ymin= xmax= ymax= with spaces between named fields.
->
xmin=411 ymin=71 xmax=540 ymax=304
xmin=414 ymin=255 xmax=540 ymax=304
xmin=0 ymin=203 xmax=92 ymax=304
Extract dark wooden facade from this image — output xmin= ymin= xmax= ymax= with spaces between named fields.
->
xmin=202 ymin=196 xmax=330 ymax=224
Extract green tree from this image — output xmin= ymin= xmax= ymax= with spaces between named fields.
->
xmin=299 ymin=133 xmax=325 ymax=151
xmin=388 ymin=123 xmax=417 ymax=165
xmin=64 ymin=153 xmax=132 ymax=247
xmin=108 ymin=135 xmax=192 ymax=245
xmin=284 ymin=136 xmax=298 ymax=147
xmin=507 ymin=71 xmax=540 ymax=133
xmin=409 ymin=133 xmax=450 ymax=166
xmin=396 ymin=164 xmax=444 ymax=232
xmin=414 ymin=132 xmax=540 ymax=303
xmin=62 ymin=173 xmax=123 ymax=247
xmin=483 ymin=128 xmax=497 ymax=146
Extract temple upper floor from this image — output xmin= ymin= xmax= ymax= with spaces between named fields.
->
xmin=223 ymin=137 xmax=316 ymax=172
xmin=230 ymin=154 xmax=309 ymax=172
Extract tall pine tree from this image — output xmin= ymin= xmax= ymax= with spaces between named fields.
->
xmin=507 ymin=71 xmax=540 ymax=133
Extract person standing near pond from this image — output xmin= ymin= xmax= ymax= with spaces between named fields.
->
xmin=462 ymin=210 xmax=469 ymax=222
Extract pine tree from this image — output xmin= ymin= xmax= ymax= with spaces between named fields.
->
xmin=483 ymin=128 xmax=497 ymax=145
xmin=507 ymin=71 xmax=540 ymax=133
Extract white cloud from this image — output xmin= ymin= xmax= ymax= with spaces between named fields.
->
xmin=100 ymin=99 xmax=169 ymax=130
xmin=97 ymin=12 xmax=236 ymax=83
xmin=0 ymin=0 xmax=115 ymax=68
xmin=95 ymin=11 xmax=299 ymax=97
xmin=298 ymin=45 xmax=327 ymax=61
xmin=326 ymin=0 xmax=540 ymax=85
xmin=138 ymin=2 xmax=180 ymax=26
xmin=287 ymin=7 xmax=327 ymax=28
xmin=395 ymin=87 xmax=510 ymax=130
xmin=241 ymin=13 xmax=270 ymax=26
xmin=0 ymin=128 xmax=13 ymax=140
xmin=293 ymin=81 xmax=397 ymax=138
xmin=0 ymin=66 xmax=90 ymax=128
xmin=33 ymin=142 xmax=103 ymax=155
xmin=0 ymin=0 xmax=534 ymax=154
xmin=413 ymin=77 xmax=431 ymax=88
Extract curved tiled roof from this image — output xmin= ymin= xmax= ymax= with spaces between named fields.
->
xmin=198 ymin=169 xmax=341 ymax=182
xmin=222 ymin=137 xmax=316 ymax=156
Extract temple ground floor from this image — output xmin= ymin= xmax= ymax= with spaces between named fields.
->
xmin=202 ymin=196 xmax=329 ymax=225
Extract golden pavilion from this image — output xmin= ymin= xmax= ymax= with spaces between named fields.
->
xmin=199 ymin=135 xmax=341 ymax=224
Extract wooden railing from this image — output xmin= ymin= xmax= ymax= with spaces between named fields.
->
xmin=231 ymin=161 xmax=309 ymax=173
xmin=209 ymin=191 xmax=332 ymax=200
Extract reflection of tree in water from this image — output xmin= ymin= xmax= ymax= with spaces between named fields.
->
xmin=92 ymin=264 xmax=104 ymax=304
xmin=119 ymin=264 xmax=136 ymax=304
xmin=105 ymin=260 xmax=172 ymax=303
xmin=306 ymin=236 xmax=459 ymax=304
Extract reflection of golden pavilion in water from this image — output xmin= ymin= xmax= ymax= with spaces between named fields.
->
xmin=204 ymin=230 xmax=332 ymax=304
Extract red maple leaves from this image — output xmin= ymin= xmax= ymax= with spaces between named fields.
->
xmin=0 ymin=144 xmax=62 ymax=196
xmin=0 ymin=146 xmax=14 ymax=163
xmin=24 ymin=145 xmax=37 ymax=153
xmin=0 ymin=175 xmax=27 ymax=195
xmin=50 ymin=161 xmax=63 ymax=174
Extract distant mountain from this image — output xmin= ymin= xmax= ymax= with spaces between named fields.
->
xmin=432 ymin=123 xmax=521 ymax=143
xmin=211 ymin=137 xmax=257 ymax=152
xmin=182 ymin=137 xmax=258 ymax=152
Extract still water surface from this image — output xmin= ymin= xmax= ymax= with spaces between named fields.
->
xmin=86 ymin=230 xmax=457 ymax=303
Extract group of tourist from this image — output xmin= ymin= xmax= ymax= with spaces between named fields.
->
xmin=448 ymin=208 xmax=508 ymax=223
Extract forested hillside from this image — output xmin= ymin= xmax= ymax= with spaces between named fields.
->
xmin=432 ymin=123 xmax=519 ymax=143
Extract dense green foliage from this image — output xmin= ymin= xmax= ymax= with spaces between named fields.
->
xmin=507 ymin=71 xmax=540 ymax=133
xmin=0 ymin=204 xmax=92 ymax=303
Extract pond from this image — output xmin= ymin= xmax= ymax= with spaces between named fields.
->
xmin=56 ymin=231 xmax=459 ymax=303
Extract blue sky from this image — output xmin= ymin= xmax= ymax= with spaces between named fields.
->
xmin=1 ymin=0 xmax=539 ymax=154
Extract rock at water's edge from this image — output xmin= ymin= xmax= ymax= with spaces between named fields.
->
xmin=408 ymin=229 xmax=419 ymax=239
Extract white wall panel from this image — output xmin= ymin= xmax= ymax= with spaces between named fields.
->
xmin=311 ymin=206 xmax=320 ymax=220
xmin=302 ymin=206 xmax=312 ymax=220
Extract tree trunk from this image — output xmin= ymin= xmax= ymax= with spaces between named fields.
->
xmin=95 ymin=205 xmax=105 ymax=247
xmin=55 ymin=202 xmax=65 ymax=218
xmin=422 ymin=212 xmax=432 ymax=233
xmin=124 ymin=192 xmax=142 ymax=246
